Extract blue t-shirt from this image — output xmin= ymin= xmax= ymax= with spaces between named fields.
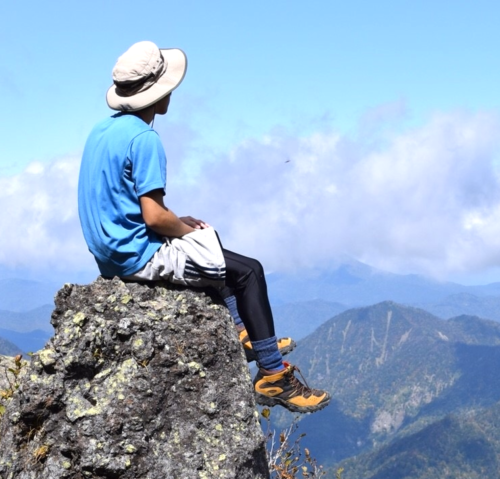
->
xmin=78 ymin=113 xmax=166 ymax=277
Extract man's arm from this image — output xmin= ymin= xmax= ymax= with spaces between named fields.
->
xmin=139 ymin=189 xmax=195 ymax=237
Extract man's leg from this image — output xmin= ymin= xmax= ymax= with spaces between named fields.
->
xmin=219 ymin=290 xmax=245 ymax=329
xmin=222 ymin=249 xmax=283 ymax=371
xmin=220 ymin=286 xmax=296 ymax=362
xmin=222 ymin=248 xmax=331 ymax=413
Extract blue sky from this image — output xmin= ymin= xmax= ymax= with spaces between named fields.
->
xmin=1 ymin=0 xmax=500 ymax=284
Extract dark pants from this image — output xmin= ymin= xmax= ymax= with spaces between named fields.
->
xmin=218 ymin=249 xmax=276 ymax=342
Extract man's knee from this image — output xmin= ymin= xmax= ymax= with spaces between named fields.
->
xmin=225 ymin=252 xmax=265 ymax=285
xmin=245 ymin=257 xmax=265 ymax=279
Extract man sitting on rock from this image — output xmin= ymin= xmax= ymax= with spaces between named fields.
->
xmin=78 ymin=41 xmax=330 ymax=414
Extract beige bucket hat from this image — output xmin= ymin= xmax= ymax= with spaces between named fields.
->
xmin=106 ymin=41 xmax=187 ymax=112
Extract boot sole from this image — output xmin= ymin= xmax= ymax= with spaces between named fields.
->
xmin=255 ymin=391 xmax=331 ymax=414
xmin=244 ymin=339 xmax=297 ymax=363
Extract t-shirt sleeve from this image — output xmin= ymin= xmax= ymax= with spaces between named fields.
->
xmin=129 ymin=130 xmax=167 ymax=197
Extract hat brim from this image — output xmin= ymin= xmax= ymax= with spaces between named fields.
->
xmin=106 ymin=48 xmax=187 ymax=112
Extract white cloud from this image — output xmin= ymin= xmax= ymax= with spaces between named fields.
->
xmin=1 ymin=109 xmax=500 ymax=281
xmin=0 ymin=156 xmax=96 ymax=276
xmin=167 ymin=109 xmax=500 ymax=279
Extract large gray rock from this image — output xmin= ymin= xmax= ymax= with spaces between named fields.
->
xmin=0 ymin=277 xmax=269 ymax=479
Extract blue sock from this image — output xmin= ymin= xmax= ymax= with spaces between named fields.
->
xmin=252 ymin=336 xmax=284 ymax=371
xmin=224 ymin=295 xmax=244 ymax=328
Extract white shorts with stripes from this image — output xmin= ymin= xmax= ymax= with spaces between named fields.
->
xmin=122 ymin=227 xmax=226 ymax=288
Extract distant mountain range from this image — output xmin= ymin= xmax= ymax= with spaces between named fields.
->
xmin=5 ymin=260 xmax=500 ymax=356
xmin=0 ymin=305 xmax=53 ymax=333
xmin=0 ymin=305 xmax=54 ymax=353
xmin=0 ymin=276 xmax=65 ymax=352
xmin=421 ymin=292 xmax=500 ymax=322
xmin=0 ymin=329 xmax=51 ymax=355
xmin=7 ymin=258 xmax=500 ymax=312
xmin=267 ymin=261 xmax=500 ymax=306
xmin=0 ymin=336 xmax=23 ymax=356
xmin=272 ymin=300 xmax=346 ymax=340
xmin=0 ymin=278 xmax=58 ymax=312
xmin=272 ymin=301 xmax=500 ymax=477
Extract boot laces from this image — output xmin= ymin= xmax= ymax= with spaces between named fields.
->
xmin=287 ymin=364 xmax=315 ymax=398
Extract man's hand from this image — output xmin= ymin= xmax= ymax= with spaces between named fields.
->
xmin=139 ymin=190 xmax=195 ymax=237
xmin=179 ymin=216 xmax=210 ymax=229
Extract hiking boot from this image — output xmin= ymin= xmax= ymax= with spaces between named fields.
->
xmin=253 ymin=362 xmax=331 ymax=413
xmin=239 ymin=329 xmax=296 ymax=363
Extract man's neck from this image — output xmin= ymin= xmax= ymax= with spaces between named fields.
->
xmin=130 ymin=105 xmax=155 ymax=125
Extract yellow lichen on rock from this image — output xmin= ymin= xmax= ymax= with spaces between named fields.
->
xmin=39 ymin=348 xmax=56 ymax=367
xmin=73 ymin=312 xmax=87 ymax=326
